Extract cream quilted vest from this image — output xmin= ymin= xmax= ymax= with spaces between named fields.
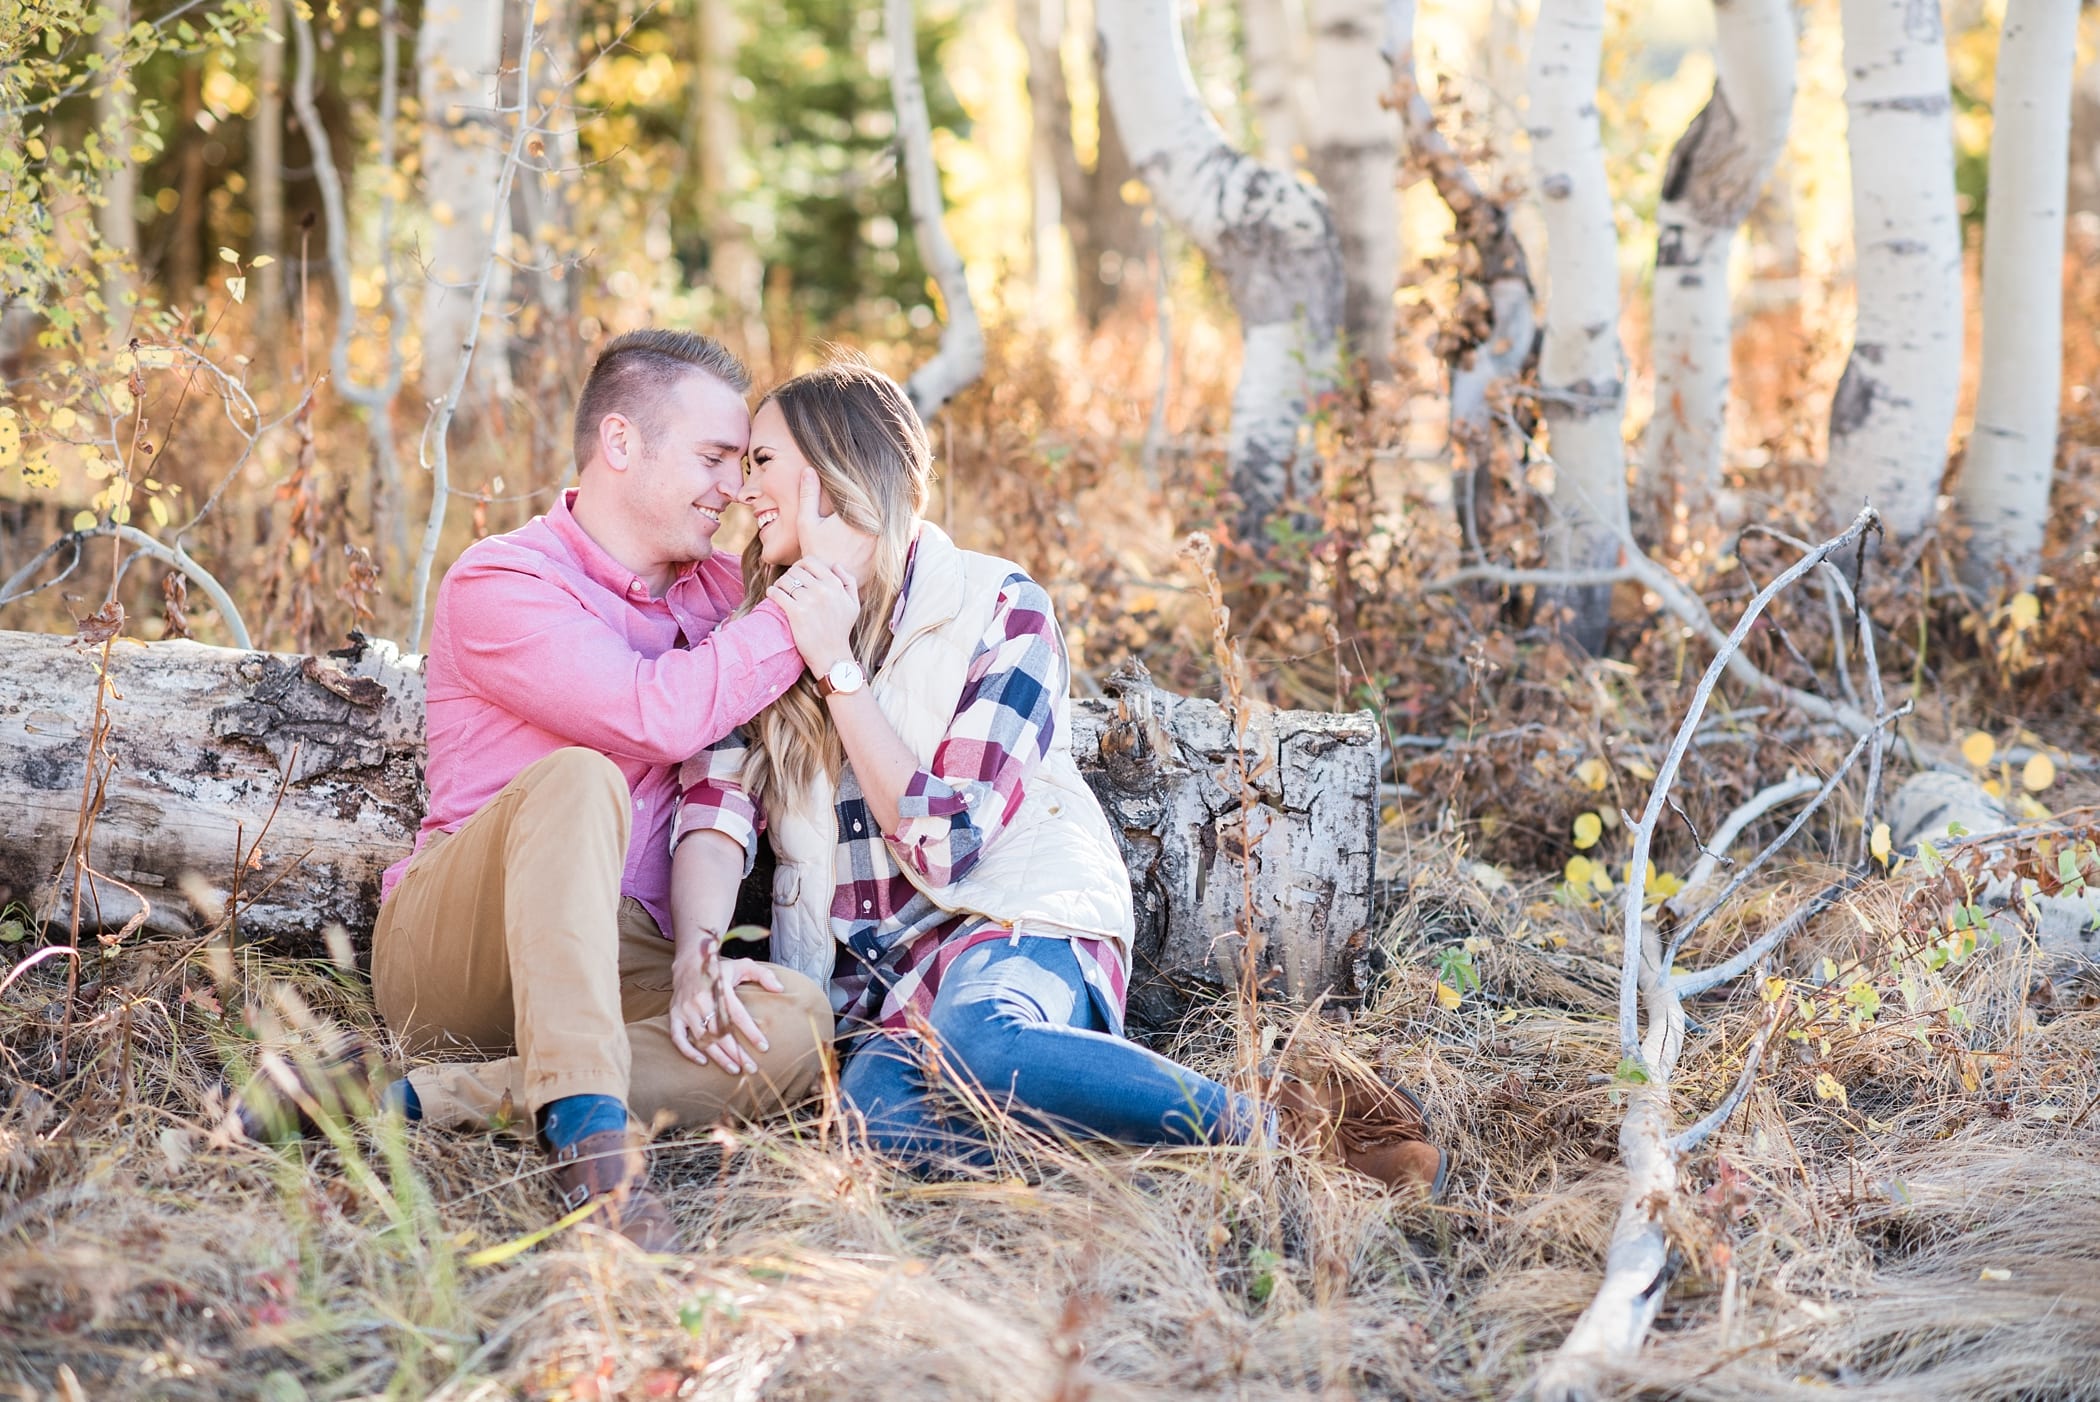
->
xmin=762 ymin=523 xmax=1136 ymax=994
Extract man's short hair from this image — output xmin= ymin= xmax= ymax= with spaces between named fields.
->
xmin=572 ymin=329 xmax=752 ymax=474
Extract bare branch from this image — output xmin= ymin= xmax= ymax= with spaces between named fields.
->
xmin=1671 ymin=1002 xmax=1780 ymax=1154
xmin=1665 ymin=774 xmax=1822 ymax=918
xmin=1669 ymin=870 xmax=1864 ymax=1001
xmin=1614 ymin=508 xmax=1881 ymax=1068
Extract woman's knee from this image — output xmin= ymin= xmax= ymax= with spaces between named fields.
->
xmin=927 ymin=996 xmax=1033 ymax=1091
xmin=742 ymin=968 xmax=835 ymax=1102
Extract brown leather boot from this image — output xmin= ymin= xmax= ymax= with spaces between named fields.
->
xmin=231 ymin=1036 xmax=391 ymax=1143
xmin=1271 ymin=1071 xmax=1449 ymax=1198
xmin=548 ymin=1129 xmax=682 ymax=1253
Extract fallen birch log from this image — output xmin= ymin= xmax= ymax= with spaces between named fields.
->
xmin=0 ymin=632 xmax=1380 ymax=1031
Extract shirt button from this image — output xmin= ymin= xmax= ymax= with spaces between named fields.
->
xmin=852 ymin=821 xmax=863 ymax=833
xmin=862 ymin=900 xmax=872 ymax=912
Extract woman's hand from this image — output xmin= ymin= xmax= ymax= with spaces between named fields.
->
xmin=769 ymin=558 xmax=860 ymax=676
xmin=669 ymin=949 xmax=780 ymax=1074
xmin=795 ymin=467 xmax=878 ymax=585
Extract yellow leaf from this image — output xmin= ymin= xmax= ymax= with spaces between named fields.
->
xmin=1983 ymin=778 xmax=2005 ymax=800
xmin=2022 ymin=753 xmax=2056 ymax=792
xmin=249 ymin=254 xmax=275 ymax=268
xmin=25 ymin=136 xmax=46 ymax=160
xmin=1813 ymin=1071 xmax=1848 ymax=1106
xmin=136 ymin=345 xmax=177 ymax=369
xmin=0 ymin=408 xmax=17 ymax=467
xmin=1572 ymin=812 xmax=1603 ymax=849
xmin=1870 ymin=822 xmax=1892 ymax=864
xmin=1575 ymin=757 xmax=1609 ymax=792
xmin=226 ymin=275 xmax=246 ymax=304
xmin=1564 ymin=854 xmax=1594 ymax=886
xmin=1761 ymin=975 xmax=1787 ymax=1003
xmin=2007 ymin=592 xmax=2040 ymax=631
xmin=1118 ymin=178 xmax=1152 ymax=207
xmin=48 ymin=405 xmax=77 ymax=433
xmin=218 ymin=246 xmax=240 ymax=264
xmin=1651 ymin=871 xmax=1685 ymax=900
xmin=1434 ymin=980 xmax=1462 ymax=1010
xmin=148 ymin=495 xmax=169 ymax=527
xmin=1620 ymin=757 xmax=1658 ymax=782
xmin=1961 ymin=731 xmax=1996 ymax=769
xmin=1591 ymin=867 xmax=1614 ymax=893
xmin=73 ymin=510 xmax=98 ymax=531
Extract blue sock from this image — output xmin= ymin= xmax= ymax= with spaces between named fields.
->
xmin=382 ymin=1076 xmax=422 ymax=1121
xmin=537 ymin=1093 xmax=629 ymax=1151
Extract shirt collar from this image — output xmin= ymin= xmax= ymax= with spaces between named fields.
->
xmin=548 ymin=488 xmax=698 ymax=602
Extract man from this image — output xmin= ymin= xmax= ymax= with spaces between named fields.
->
xmin=246 ymin=330 xmax=860 ymax=1250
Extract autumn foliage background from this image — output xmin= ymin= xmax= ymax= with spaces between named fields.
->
xmin=5 ymin=0 xmax=2100 ymax=1398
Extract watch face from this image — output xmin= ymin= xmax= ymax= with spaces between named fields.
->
xmin=828 ymin=659 xmax=864 ymax=692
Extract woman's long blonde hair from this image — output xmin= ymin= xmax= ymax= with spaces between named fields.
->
xmin=740 ymin=356 xmax=932 ymax=813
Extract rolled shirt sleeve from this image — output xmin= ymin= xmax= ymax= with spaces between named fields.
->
xmin=673 ymin=730 xmax=762 ymax=876
xmin=886 ymin=573 xmax=1065 ymax=890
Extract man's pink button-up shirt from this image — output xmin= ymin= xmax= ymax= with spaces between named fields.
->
xmin=382 ymin=489 xmax=804 ymax=935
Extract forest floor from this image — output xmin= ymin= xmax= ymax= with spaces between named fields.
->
xmin=8 ymin=287 xmax=2100 ymax=1397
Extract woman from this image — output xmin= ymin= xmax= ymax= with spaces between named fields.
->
xmin=669 ymin=357 xmax=1442 ymax=1190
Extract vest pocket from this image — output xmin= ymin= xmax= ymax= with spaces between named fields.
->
xmin=772 ymin=865 xmax=802 ymax=909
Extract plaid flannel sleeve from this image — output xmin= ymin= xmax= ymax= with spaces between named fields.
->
xmin=886 ymin=572 xmax=1065 ymax=889
xmin=672 ymin=729 xmax=762 ymax=876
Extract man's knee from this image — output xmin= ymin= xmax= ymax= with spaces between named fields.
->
xmin=511 ymin=747 xmax=631 ymax=839
xmin=518 ymin=746 xmax=627 ymax=805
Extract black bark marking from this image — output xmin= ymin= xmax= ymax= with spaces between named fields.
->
xmin=1830 ymin=355 xmax=1880 ymax=436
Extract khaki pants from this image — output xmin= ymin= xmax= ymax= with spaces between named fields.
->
xmin=372 ymin=747 xmax=832 ymax=1132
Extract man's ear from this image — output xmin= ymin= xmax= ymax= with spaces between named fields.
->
xmin=597 ymin=412 xmax=637 ymax=474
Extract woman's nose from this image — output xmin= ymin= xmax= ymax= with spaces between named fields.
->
xmin=735 ymin=474 xmax=761 ymax=504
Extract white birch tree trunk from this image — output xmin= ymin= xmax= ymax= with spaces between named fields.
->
xmin=2070 ymin=45 xmax=2100 ymax=219
xmin=1822 ymin=0 xmax=1962 ymax=541
xmin=1240 ymin=0 xmax=1305 ymax=170
xmin=1954 ymin=0 xmax=2077 ymax=591
xmin=418 ymin=0 xmax=510 ymax=403
xmin=694 ymin=0 xmax=767 ymax=359
xmin=887 ymin=0 xmax=984 ymax=422
xmin=1304 ymin=0 xmax=1399 ymax=380
xmin=1099 ymin=0 xmax=1344 ymax=538
xmin=1017 ymin=0 xmax=1076 ymax=322
xmin=251 ymin=19 xmax=286 ymax=344
xmin=1528 ymin=0 xmax=1627 ymax=654
xmin=93 ymin=12 xmax=137 ymax=323
xmin=1643 ymin=0 xmax=1796 ymax=503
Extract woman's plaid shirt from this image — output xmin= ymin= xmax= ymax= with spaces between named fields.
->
xmin=675 ymin=554 xmax=1129 ymax=1033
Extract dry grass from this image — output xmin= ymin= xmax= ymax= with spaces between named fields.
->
xmin=6 ymin=836 xmax=2099 ymax=1401
xmin=9 ymin=233 xmax=2100 ymax=1402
